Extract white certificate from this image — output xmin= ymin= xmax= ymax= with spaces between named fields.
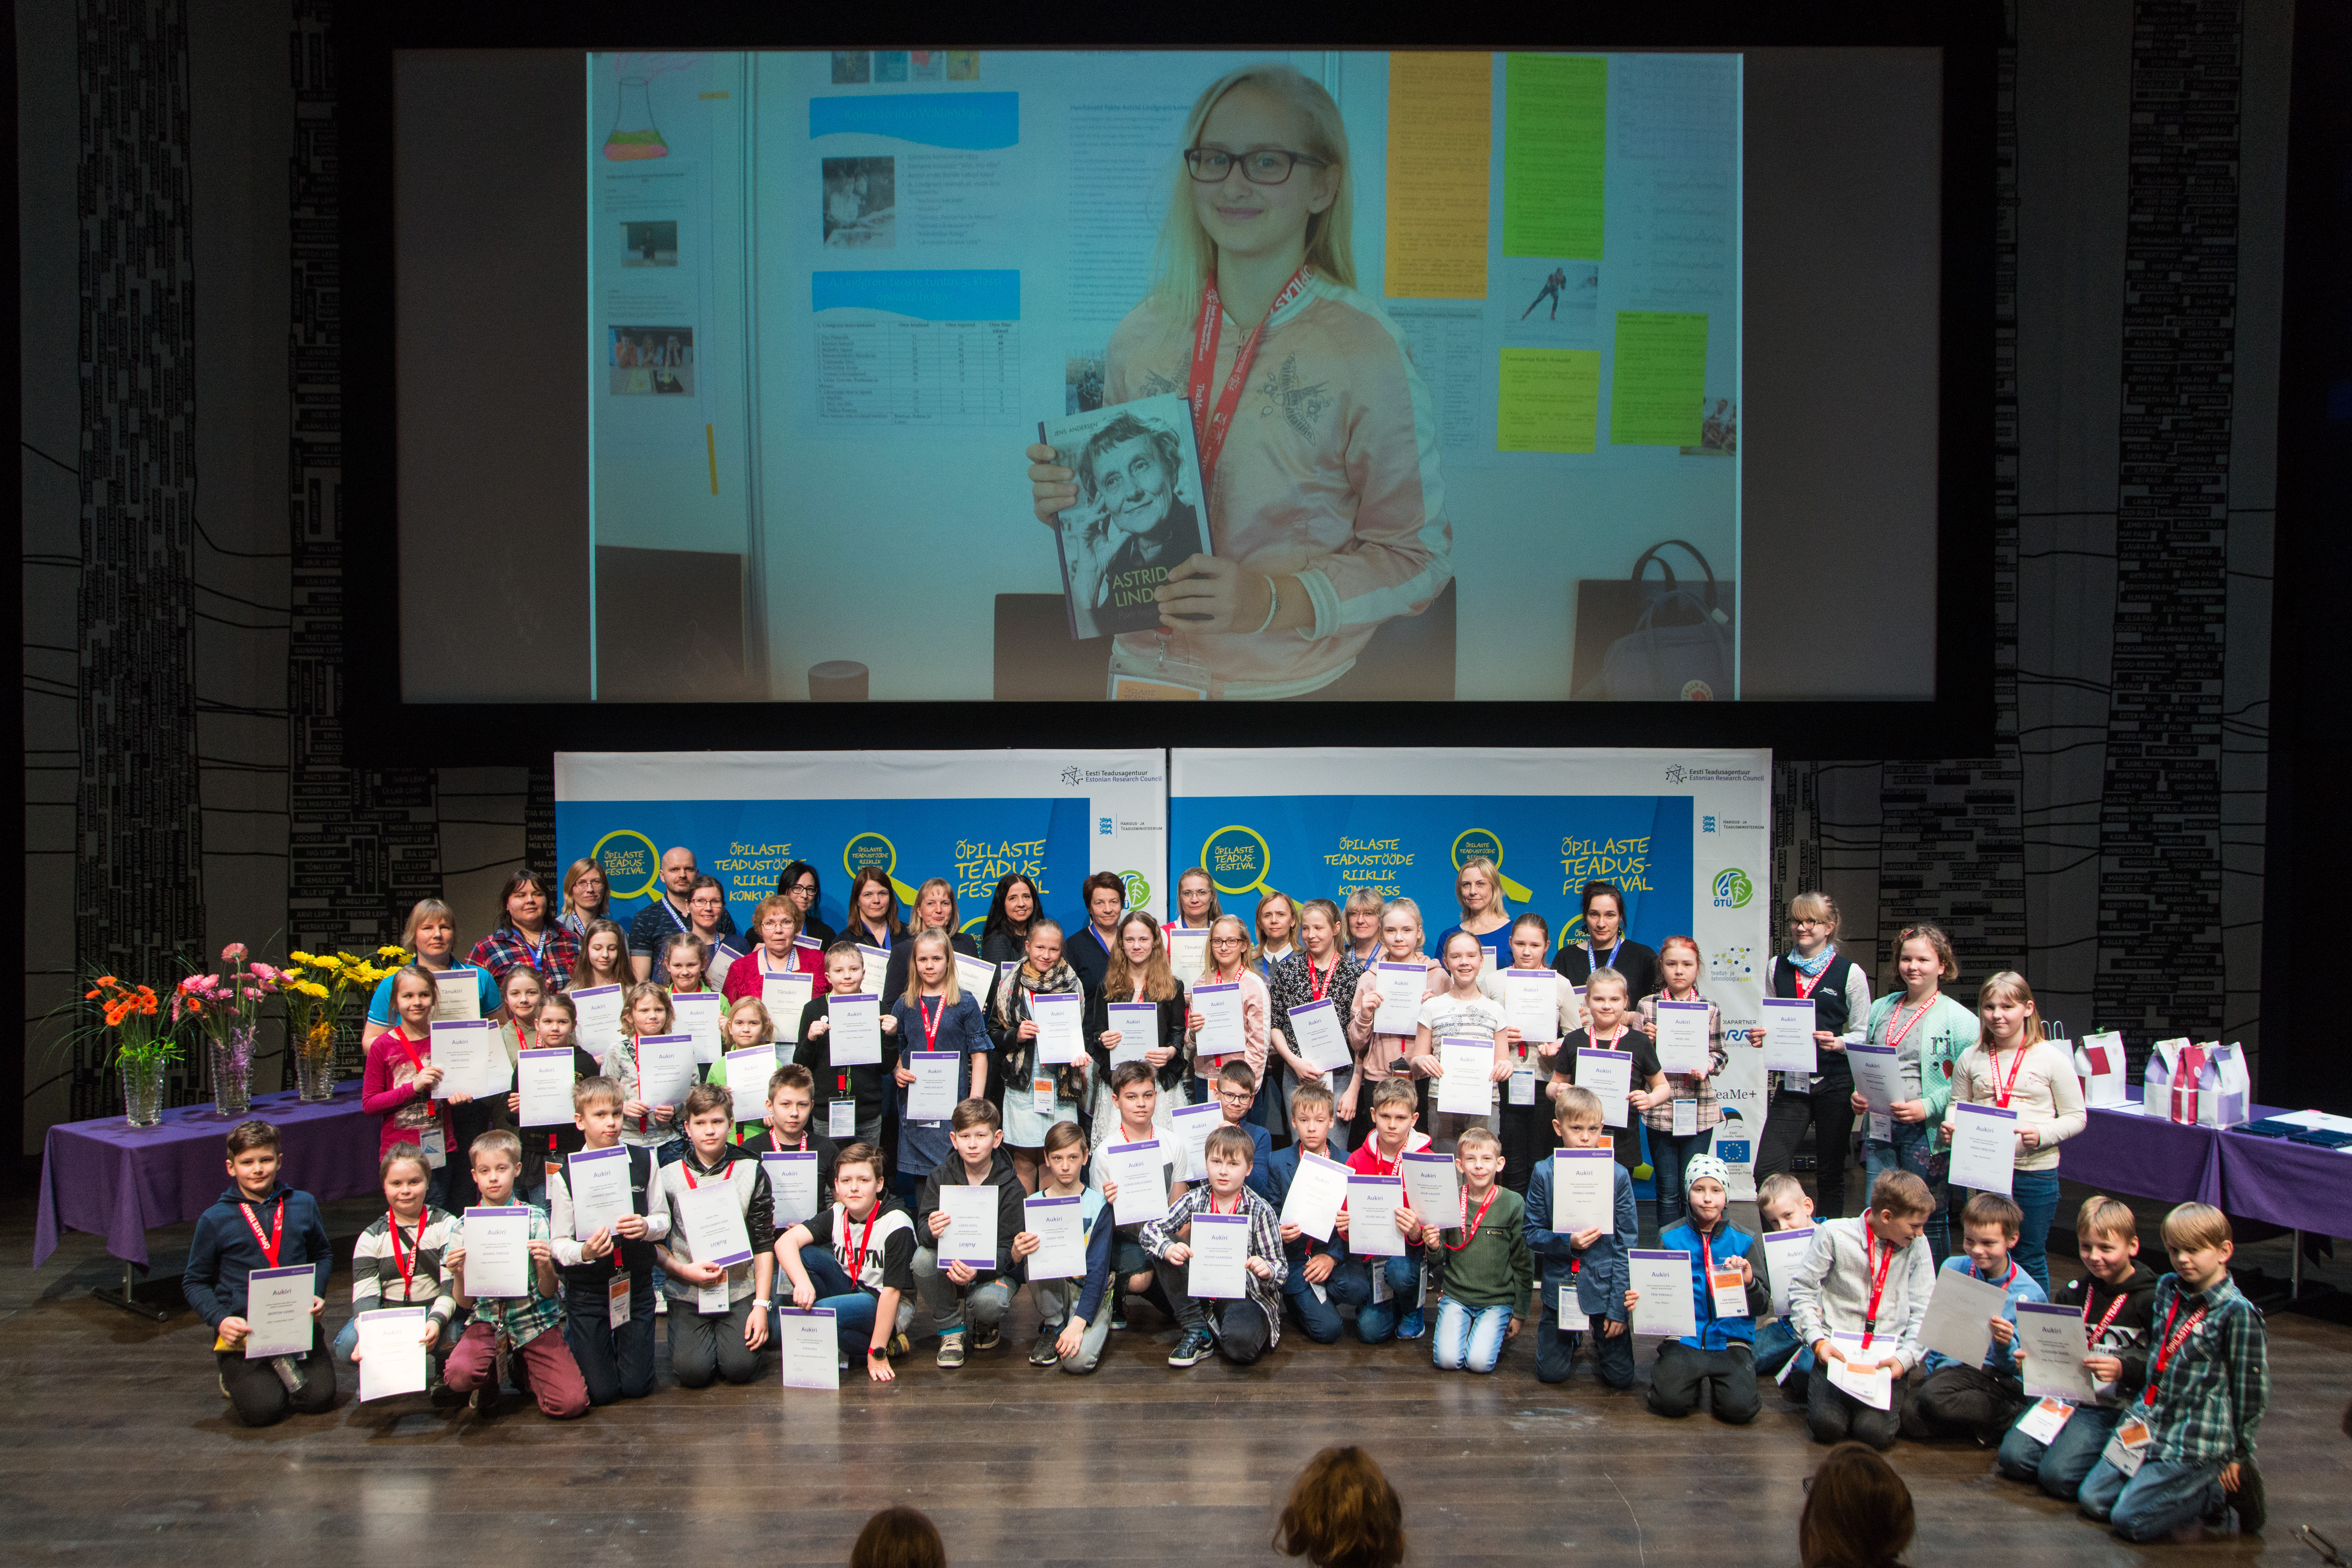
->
xmin=1920 ymin=1264 xmax=2009 ymax=1369
xmin=939 ymin=1183 xmax=999 ymax=1270
xmin=242 ymin=1264 xmax=315 ymax=1357
xmin=1630 ymin=1249 xmax=1696 ymax=1338
xmin=1169 ymin=1101 xmax=1223 ymax=1182
xmin=1106 ymin=1001 xmax=1158 ymax=1066
xmin=761 ymin=970 xmax=814 ymax=1041
xmin=1023 ymin=1194 xmax=1087 ymax=1281
xmin=826 ymin=993 xmax=883 ymax=1066
xmin=1551 ymin=1149 xmax=1616 ymax=1235
xmin=763 ymin=1151 xmax=821 ymax=1227
xmin=1346 ymin=1174 xmax=1409 ymax=1257
xmin=354 ymin=1305 xmax=431 ymax=1401
xmin=571 ymin=983 xmax=624 ymax=1060
xmin=1758 ymin=997 xmax=1818 ymax=1074
xmin=1370 ymin=962 xmax=1427 ymax=1037
xmin=1437 ymin=1037 xmax=1495 ymax=1116
xmin=1029 ymin=991 xmax=1085 ymax=1065
xmin=856 ymin=945 xmax=892 ymax=992
xmin=904 ymin=1051 xmax=960 ymax=1122
xmin=1503 ymin=968 xmax=1561 ymax=1043
xmin=1278 ymin=1151 xmax=1350 ymax=1242
xmin=1761 ymin=1226 xmax=1817 ymax=1319
xmin=1193 ymin=981 xmax=1246 ymax=1063
xmin=1653 ymin=1000 xmax=1712 ymax=1075
xmin=1947 ymin=1101 xmax=2020 ymax=1196
xmin=1829 ymin=1332 xmax=1894 ymax=1409
xmin=1401 ymin=1150 xmax=1461 ymax=1223
xmin=428 ymin=1019 xmax=494 ymax=1099
xmin=1104 ymin=1139 xmax=1171 ymax=1226
xmin=777 ymin=1308 xmax=840 ymax=1389
xmin=431 ymin=966 xmax=483 ymax=1023
xmin=674 ymin=993 xmax=725 ymax=1065
xmin=460 ymin=1205 xmax=532 ymax=1299
xmin=954 ymin=953 xmax=997 ymax=1009
xmin=566 ymin=1146 xmax=633 ymax=1240
xmin=1848 ymin=1043 xmax=1904 ymax=1115
xmin=517 ymin=1047 xmax=577 ymax=1128
xmin=724 ymin=1046 xmax=777 ymax=1120
xmin=1287 ymin=998 xmax=1352 ymax=1072
xmin=1166 ymin=927 xmax=1211 ymax=988
xmin=1575 ymin=1047 xmax=1634 ymax=1127
xmin=2015 ymin=1300 xmax=2098 ymax=1402
xmin=1187 ymin=1211 xmax=1250 ymax=1299
xmin=677 ymin=1179 xmax=753 ymax=1269
xmin=636 ymin=1033 xmax=697 ymax=1109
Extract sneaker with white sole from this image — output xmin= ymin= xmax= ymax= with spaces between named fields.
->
xmin=937 ymin=1333 xmax=966 ymax=1369
xmin=1029 ymin=1337 xmax=1062 ymax=1367
xmin=972 ymin=1321 xmax=1001 ymax=1352
xmin=1395 ymin=1308 xmax=1426 ymax=1340
xmin=1167 ymin=1329 xmax=1214 ymax=1367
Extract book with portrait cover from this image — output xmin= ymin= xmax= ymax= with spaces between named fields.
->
xmin=1040 ymin=393 xmax=1211 ymax=640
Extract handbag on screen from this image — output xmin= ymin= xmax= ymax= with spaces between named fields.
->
xmin=1576 ymin=539 xmax=1734 ymax=701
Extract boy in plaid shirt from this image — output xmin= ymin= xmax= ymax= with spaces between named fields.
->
xmin=2077 ymin=1203 xmax=2267 ymax=1541
xmin=1142 ymin=1124 xmax=1287 ymax=1367
xmin=443 ymin=1130 xmax=590 ymax=1418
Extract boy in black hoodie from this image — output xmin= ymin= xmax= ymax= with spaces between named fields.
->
xmin=183 ymin=1119 xmax=337 ymax=1426
xmin=913 ymin=1097 xmax=1026 ymax=1368
xmin=1997 ymin=1193 xmax=2162 ymax=1500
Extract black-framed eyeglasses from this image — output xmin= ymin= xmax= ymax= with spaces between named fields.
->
xmin=1184 ymin=147 xmax=1328 ymax=185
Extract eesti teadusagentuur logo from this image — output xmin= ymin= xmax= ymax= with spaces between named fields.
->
xmin=1712 ymin=868 xmax=1755 ymax=909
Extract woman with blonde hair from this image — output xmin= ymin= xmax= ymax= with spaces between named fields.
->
xmin=1340 ymin=887 xmax=1386 ymax=964
xmin=1753 ymin=891 xmax=1873 ymax=1221
xmin=1024 ymin=62 xmax=1451 ymax=699
xmin=1432 ymin=857 xmax=1511 ymax=969
xmin=1250 ymin=888 xmax=1301 ymax=980
xmin=557 ymin=856 xmax=609 ymax=935
xmin=363 ymin=896 xmax=500 ymax=1029
xmin=1945 ymin=970 xmax=2083 ymax=1292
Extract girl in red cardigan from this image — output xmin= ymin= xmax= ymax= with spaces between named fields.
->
xmin=360 ymin=965 xmax=455 ymax=1205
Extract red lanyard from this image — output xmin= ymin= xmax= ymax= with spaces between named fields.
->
xmin=681 ymin=1159 xmax=733 ymax=1190
xmin=1209 ymin=1191 xmax=1242 ymax=1217
xmin=1307 ymin=956 xmax=1333 ymax=1003
xmin=386 ymin=1209 xmax=421 ymax=1295
xmin=844 ymin=1204 xmax=882 ymax=1285
xmin=1988 ymin=1042 xmax=2030 ymax=1108
xmin=1861 ymin=1228 xmax=1896 ymax=1348
xmin=1368 ymin=1141 xmax=1407 ymax=1177
xmin=1884 ymin=995 xmax=1932 ymax=1053
xmin=1793 ymin=960 xmax=1829 ymax=1000
xmin=393 ymin=1032 xmax=429 ymax=1079
xmin=2085 ymin=1285 xmax=2130 ymax=1339
xmin=2142 ymin=1298 xmax=2210 ymax=1406
xmin=1700 ymin=1227 xmax=1718 ymax=1274
xmin=1446 ymin=1186 xmax=1500 ymax=1251
xmin=240 ymin=1196 xmax=286 ymax=1268
xmin=1188 ymin=265 xmax=1312 ymax=492
xmin=920 ymin=995 xmax=944 ymax=1051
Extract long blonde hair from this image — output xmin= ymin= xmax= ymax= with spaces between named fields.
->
xmin=902 ymin=929 xmax=962 ymax=1010
xmin=1974 ymin=970 xmax=2045 ymax=1054
xmin=1150 ymin=64 xmax=1357 ymax=320
xmin=1108 ymin=910 xmax=1182 ymax=1002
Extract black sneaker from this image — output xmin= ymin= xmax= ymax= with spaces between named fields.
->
xmin=2229 ymin=1460 xmax=2265 ymax=1534
xmin=1167 ymin=1329 xmax=1214 ymax=1367
xmin=972 ymin=1321 xmax=1001 ymax=1352
xmin=1111 ymin=1298 xmax=1129 ymax=1331
xmin=1028 ymin=1338 xmax=1061 ymax=1367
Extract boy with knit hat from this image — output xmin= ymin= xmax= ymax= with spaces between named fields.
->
xmin=1626 ymin=1151 xmax=1770 ymax=1423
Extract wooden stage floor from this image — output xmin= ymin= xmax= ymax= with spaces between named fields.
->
xmin=7 ymin=1191 xmax=2347 ymax=1565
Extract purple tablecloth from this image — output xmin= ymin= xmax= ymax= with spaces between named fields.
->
xmin=32 ymin=1082 xmax=379 ymax=1268
xmin=2216 ymin=1121 xmax=2352 ymax=1236
xmin=2062 ymin=1100 xmax=2352 ymax=1238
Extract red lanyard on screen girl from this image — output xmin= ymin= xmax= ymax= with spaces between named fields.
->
xmin=1445 ymin=1187 xmax=1501 ymax=1251
xmin=240 ymin=1196 xmax=286 ymax=1267
xmin=386 ymin=1210 xmax=422 ymax=1296
xmin=1189 ymin=265 xmax=1313 ymax=492
xmin=1859 ymin=1227 xmax=1896 ymax=1349
xmin=2142 ymin=1298 xmax=2210 ymax=1407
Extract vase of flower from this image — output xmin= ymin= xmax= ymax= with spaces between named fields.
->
xmin=179 ymin=945 xmax=278 ymax=1119
xmin=282 ymin=948 xmax=398 ymax=1101
xmin=73 ymin=976 xmax=178 ymax=1131
xmin=120 ymin=1054 xmax=166 ymax=1128
xmin=210 ymin=1026 xmax=256 ymax=1117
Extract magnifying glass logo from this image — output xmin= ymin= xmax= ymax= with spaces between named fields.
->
xmin=1201 ymin=824 xmax=1274 ymax=899
xmin=590 ymin=830 xmax=665 ymax=902
xmin=843 ymin=832 xmax=921 ymax=907
xmin=1451 ymin=828 xmax=1534 ymax=904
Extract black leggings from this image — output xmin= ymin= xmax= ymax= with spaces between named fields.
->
xmin=1758 ymin=1083 xmax=1858 ymax=1220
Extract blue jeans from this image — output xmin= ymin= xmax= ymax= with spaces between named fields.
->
xmin=1647 ymin=1130 xmax=1714 ymax=1231
xmin=1534 ymin=1298 xmax=1637 ymax=1387
xmin=2011 ymin=1169 xmax=2060 ymax=1295
xmin=1432 ymin=1299 xmax=1513 ymax=1373
xmin=1338 ymin=1252 xmax=1421 ymax=1343
xmin=1752 ymin=1314 xmax=1817 ymax=1394
xmin=1286 ymin=1264 xmax=1350 ymax=1344
xmin=800 ymin=1247 xmax=880 ymax=1360
xmin=1863 ymin=1119 xmax=1950 ymax=1263
xmin=1999 ymin=1402 xmax=2121 ymax=1500
xmin=2080 ymin=1453 xmax=2229 ymax=1541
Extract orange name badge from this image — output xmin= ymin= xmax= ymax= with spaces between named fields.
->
xmin=1110 ymin=673 xmax=1207 ymax=700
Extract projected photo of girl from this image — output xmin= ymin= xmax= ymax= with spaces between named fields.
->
xmin=1061 ymin=409 xmax=1206 ymax=640
xmin=1023 ymin=62 xmax=1453 ymax=700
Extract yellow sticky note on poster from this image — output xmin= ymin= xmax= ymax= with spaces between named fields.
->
xmin=1503 ymin=54 xmax=1606 ymax=260
xmin=1384 ymin=52 xmax=1494 ymax=299
xmin=1496 ymin=348 xmax=1599 ymax=453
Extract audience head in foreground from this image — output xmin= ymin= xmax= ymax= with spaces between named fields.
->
xmin=1275 ymin=1445 xmax=1404 ymax=1568
xmin=1800 ymin=1442 xmax=1915 ymax=1568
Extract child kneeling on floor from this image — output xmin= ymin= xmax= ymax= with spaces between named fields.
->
xmin=1634 ymin=1152 xmax=1769 ymax=1423
xmin=1419 ymin=1127 xmax=1533 ymax=1373
xmin=1142 ymin=1124 xmax=1287 ymax=1367
xmin=443 ymin=1129 xmax=590 ymax=1417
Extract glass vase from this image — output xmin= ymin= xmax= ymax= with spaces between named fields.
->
xmin=120 ymin=1057 xmax=165 ymax=1128
xmin=210 ymin=1027 xmax=256 ymax=1118
xmin=295 ymin=1050 xmax=336 ymax=1103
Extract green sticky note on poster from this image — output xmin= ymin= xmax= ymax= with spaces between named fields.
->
xmin=1503 ymin=54 xmax=1606 ymax=260
xmin=1496 ymin=348 xmax=1600 ymax=453
xmin=1610 ymin=311 xmax=1708 ymax=445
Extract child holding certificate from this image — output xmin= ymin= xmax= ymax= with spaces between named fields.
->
xmin=1752 ymin=1173 xmax=1821 ymax=1397
xmin=1022 ymin=1121 xmax=1117 ymax=1373
xmin=568 ymin=917 xmax=633 ymax=992
xmin=1265 ymin=1082 xmax=1356 ymax=1344
xmin=1347 ymin=898 xmax=1442 ymax=1146
xmin=1084 ymin=911 xmax=1194 ymax=1140
xmin=1418 ymin=1128 xmax=1533 ymax=1374
xmin=1142 ymin=1125 xmax=1286 ymax=1367
xmin=987 ymin=918 xmax=1089 ymax=1190
xmin=1484 ymin=912 xmax=1581 ymax=1196
xmin=606 ymin=983 xmax=686 ymax=1161
xmin=1902 ymin=1191 xmax=2046 ymax=1443
xmin=1629 ymin=1153 xmax=1770 ymax=1423
xmin=2076 ymin=1203 xmax=2269 ymax=1540
xmin=1754 ymin=892 xmax=1873 ymax=1225
xmin=1522 ymin=1086 xmax=1638 ymax=1389
xmin=708 ymin=997 xmax=780 ymax=1143
xmin=889 ymin=930 xmax=991 ymax=1202
xmin=1787 ymin=1169 xmax=1940 ymax=1449
xmin=361 ymin=964 xmax=457 ymax=1203
xmin=647 ymin=1084 xmax=776 ymax=1388
xmin=1182 ymin=912 xmax=1268 ymax=1113
xmin=1414 ymin=931 xmax=1512 ymax=1150
xmin=1945 ymin=972 xmax=2084 ymax=1294
xmin=1555 ymin=969 xmax=1667 ymax=1175
xmin=546 ymin=1076 xmax=669 ymax=1406
xmin=183 ymin=1119 xmax=336 ymax=1426
xmin=1340 ymin=1078 xmax=1436 ymax=1343
xmin=1847 ymin=924 xmax=1977 ymax=1263
xmin=1630 ymin=936 xmax=1729 ymax=1229
xmin=1089 ymin=1063 xmax=1183 ymax=1330
xmin=774 ymin=1142 xmax=919 ymax=1380
xmin=443 ymin=1130 xmax=586 ymax=1417
xmin=912 ymin=1098 xmax=1027 ymax=1367
xmin=1998 ymin=1194 xmax=2160 ymax=1501
xmin=797 ymin=944 xmax=899 ymax=1149
xmin=336 ymin=1144 xmax=460 ymax=1393
xmin=740 ymin=1065 xmax=840 ymax=1185
xmin=1270 ymin=900 xmax=1365 ymax=1128
xmin=446 ymin=965 xmax=537 ymax=1208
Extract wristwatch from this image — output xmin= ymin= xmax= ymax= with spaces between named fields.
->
xmin=868 ymin=1344 xmax=890 ymax=1358
xmin=752 ymin=1298 xmax=771 ymax=1310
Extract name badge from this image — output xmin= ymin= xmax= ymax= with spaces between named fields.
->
xmin=2015 ymin=1397 xmax=2075 ymax=1446
xmin=2101 ymin=1415 xmax=2153 ymax=1477
xmin=419 ymin=1126 xmax=447 ymax=1169
xmin=1509 ymin=1068 xmax=1536 ymax=1106
xmin=696 ymin=1280 xmax=731 ymax=1314
xmin=1033 ymin=1076 xmax=1058 ymax=1116
xmin=1709 ymin=1267 xmax=1749 ymax=1318
xmin=1868 ymin=1111 xmax=1893 ymax=1143
xmin=1557 ymin=1284 xmax=1588 ymax=1333
xmin=827 ymin=1100 xmax=857 ymax=1140
xmin=606 ymin=1273 xmax=632 ymax=1327
xmin=1672 ymin=1097 xmax=1698 ymax=1138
